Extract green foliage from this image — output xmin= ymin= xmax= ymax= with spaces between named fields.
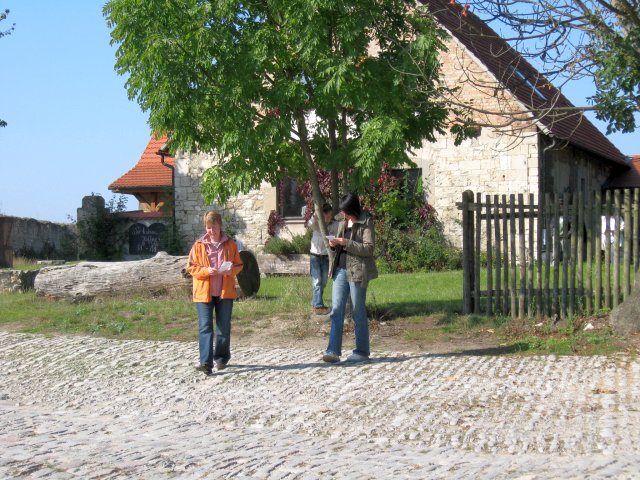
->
xmin=76 ymin=195 xmax=128 ymax=261
xmin=591 ymin=20 xmax=640 ymax=133
xmin=361 ymin=167 xmax=461 ymax=273
xmin=263 ymin=231 xmax=311 ymax=255
xmin=160 ymin=222 xmax=186 ymax=256
xmin=104 ymin=0 xmax=470 ymax=205
xmin=376 ymin=225 xmax=462 ymax=273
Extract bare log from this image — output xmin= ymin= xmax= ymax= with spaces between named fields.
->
xmin=35 ymin=252 xmax=191 ymax=301
xmin=35 ymin=251 xmax=262 ymax=302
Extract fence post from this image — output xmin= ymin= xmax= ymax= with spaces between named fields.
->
xmin=486 ymin=194 xmax=493 ymax=316
xmin=562 ymin=193 xmax=570 ymax=318
xmin=634 ymin=189 xmax=639 ymax=275
xmin=510 ymin=195 xmax=517 ymax=318
xmin=502 ymin=194 xmax=510 ymax=314
xmin=613 ymin=190 xmax=621 ymax=308
xmin=552 ymin=195 xmax=561 ymax=317
xmin=604 ymin=190 xmax=612 ymax=309
xmin=475 ymin=193 xmax=482 ymax=313
xmin=528 ymin=193 xmax=535 ymax=318
xmin=569 ymin=192 xmax=577 ymax=318
xmin=624 ymin=189 xmax=632 ymax=299
xmin=585 ymin=192 xmax=593 ymax=314
xmin=494 ymin=194 xmax=502 ymax=314
xmin=518 ymin=194 xmax=526 ymax=318
xmin=595 ymin=190 xmax=602 ymax=311
xmin=462 ymin=190 xmax=474 ymax=314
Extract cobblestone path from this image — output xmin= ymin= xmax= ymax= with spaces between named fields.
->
xmin=1 ymin=332 xmax=639 ymax=478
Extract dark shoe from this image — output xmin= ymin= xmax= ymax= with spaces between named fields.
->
xmin=195 ymin=364 xmax=212 ymax=374
xmin=214 ymin=360 xmax=227 ymax=371
xmin=314 ymin=306 xmax=330 ymax=315
xmin=322 ymin=352 xmax=340 ymax=363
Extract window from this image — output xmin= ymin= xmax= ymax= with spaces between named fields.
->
xmin=391 ymin=168 xmax=422 ymax=198
xmin=277 ymin=177 xmax=306 ymax=218
xmin=507 ymin=65 xmax=547 ymax=101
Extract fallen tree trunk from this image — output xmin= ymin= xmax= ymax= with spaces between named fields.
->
xmin=35 ymin=252 xmax=191 ymax=301
xmin=35 ymin=251 xmax=262 ymax=302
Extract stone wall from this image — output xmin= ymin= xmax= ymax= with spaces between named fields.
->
xmin=174 ymin=151 xmax=278 ymax=253
xmin=0 ymin=216 xmax=76 ymax=267
xmin=410 ymin=35 xmax=541 ymax=248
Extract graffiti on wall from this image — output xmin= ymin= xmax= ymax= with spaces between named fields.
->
xmin=128 ymin=223 xmax=166 ymax=255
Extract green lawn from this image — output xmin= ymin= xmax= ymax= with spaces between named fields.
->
xmin=0 ymin=271 xmax=628 ymax=355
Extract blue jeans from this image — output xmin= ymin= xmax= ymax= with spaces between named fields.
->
xmin=326 ymin=267 xmax=369 ymax=357
xmin=310 ymin=254 xmax=330 ymax=307
xmin=196 ymin=297 xmax=234 ymax=366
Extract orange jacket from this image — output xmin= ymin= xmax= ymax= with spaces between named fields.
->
xmin=186 ymin=238 xmax=244 ymax=302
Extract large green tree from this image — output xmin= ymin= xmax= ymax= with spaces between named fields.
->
xmin=104 ymin=0 xmax=468 ymax=239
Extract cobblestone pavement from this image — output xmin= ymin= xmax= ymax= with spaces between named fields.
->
xmin=1 ymin=331 xmax=639 ymax=479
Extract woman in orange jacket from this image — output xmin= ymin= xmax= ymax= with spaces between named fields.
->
xmin=186 ymin=211 xmax=243 ymax=375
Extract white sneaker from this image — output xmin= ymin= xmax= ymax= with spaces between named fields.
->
xmin=345 ymin=353 xmax=370 ymax=363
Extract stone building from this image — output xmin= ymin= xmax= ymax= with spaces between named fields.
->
xmin=412 ymin=0 xmax=627 ymax=245
xmin=108 ymin=136 xmax=175 ymax=259
xmin=111 ymin=0 xmax=629 ymax=253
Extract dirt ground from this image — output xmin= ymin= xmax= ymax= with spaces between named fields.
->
xmin=232 ymin=311 xmax=640 ymax=356
xmin=232 ymin=312 xmax=504 ymax=356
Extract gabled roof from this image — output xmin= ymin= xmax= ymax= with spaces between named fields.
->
xmin=605 ymin=155 xmax=640 ymax=189
xmin=109 ymin=135 xmax=174 ymax=192
xmin=422 ymin=0 xmax=626 ymax=166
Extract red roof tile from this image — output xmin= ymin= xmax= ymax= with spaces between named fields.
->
xmin=109 ymin=135 xmax=174 ymax=192
xmin=605 ymin=155 xmax=640 ymax=189
xmin=422 ymin=0 xmax=626 ymax=166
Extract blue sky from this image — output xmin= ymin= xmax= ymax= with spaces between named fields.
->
xmin=0 ymin=3 xmax=638 ymax=224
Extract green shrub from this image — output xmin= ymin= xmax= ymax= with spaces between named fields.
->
xmin=359 ymin=167 xmax=461 ymax=273
xmin=263 ymin=231 xmax=311 ymax=255
xmin=376 ymin=224 xmax=461 ymax=273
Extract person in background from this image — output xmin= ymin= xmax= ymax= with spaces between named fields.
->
xmin=323 ymin=192 xmax=378 ymax=363
xmin=187 ymin=211 xmax=243 ymax=375
xmin=308 ymin=203 xmax=338 ymax=315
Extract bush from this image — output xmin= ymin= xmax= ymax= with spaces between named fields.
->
xmin=361 ymin=168 xmax=461 ymax=273
xmin=376 ymin=224 xmax=462 ymax=273
xmin=76 ymin=195 xmax=128 ymax=261
xmin=263 ymin=231 xmax=311 ymax=255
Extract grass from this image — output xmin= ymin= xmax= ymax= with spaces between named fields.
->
xmin=1 ymin=257 xmax=79 ymax=271
xmin=0 ymin=271 xmax=632 ymax=356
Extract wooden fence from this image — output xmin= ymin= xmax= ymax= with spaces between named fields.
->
xmin=459 ymin=189 xmax=640 ymax=319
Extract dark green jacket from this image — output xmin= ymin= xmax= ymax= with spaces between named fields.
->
xmin=329 ymin=212 xmax=378 ymax=288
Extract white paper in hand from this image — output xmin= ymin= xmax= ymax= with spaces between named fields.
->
xmin=218 ymin=260 xmax=233 ymax=272
xmin=326 ymin=235 xmax=336 ymax=241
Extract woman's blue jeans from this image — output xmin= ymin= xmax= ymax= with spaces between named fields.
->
xmin=196 ymin=297 xmax=233 ymax=366
xmin=310 ymin=254 xmax=329 ymax=307
xmin=326 ymin=267 xmax=369 ymax=357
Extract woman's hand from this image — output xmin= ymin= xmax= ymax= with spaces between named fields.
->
xmin=329 ymin=237 xmax=347 ymax=248
xmin=207 ymin=267 xmax=218 ymax=275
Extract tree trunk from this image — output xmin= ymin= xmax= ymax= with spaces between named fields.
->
xmin=35 ymin=251 xmax=261 ymax=302
xmin=34 ymin=252 xmax=191 ymax=301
